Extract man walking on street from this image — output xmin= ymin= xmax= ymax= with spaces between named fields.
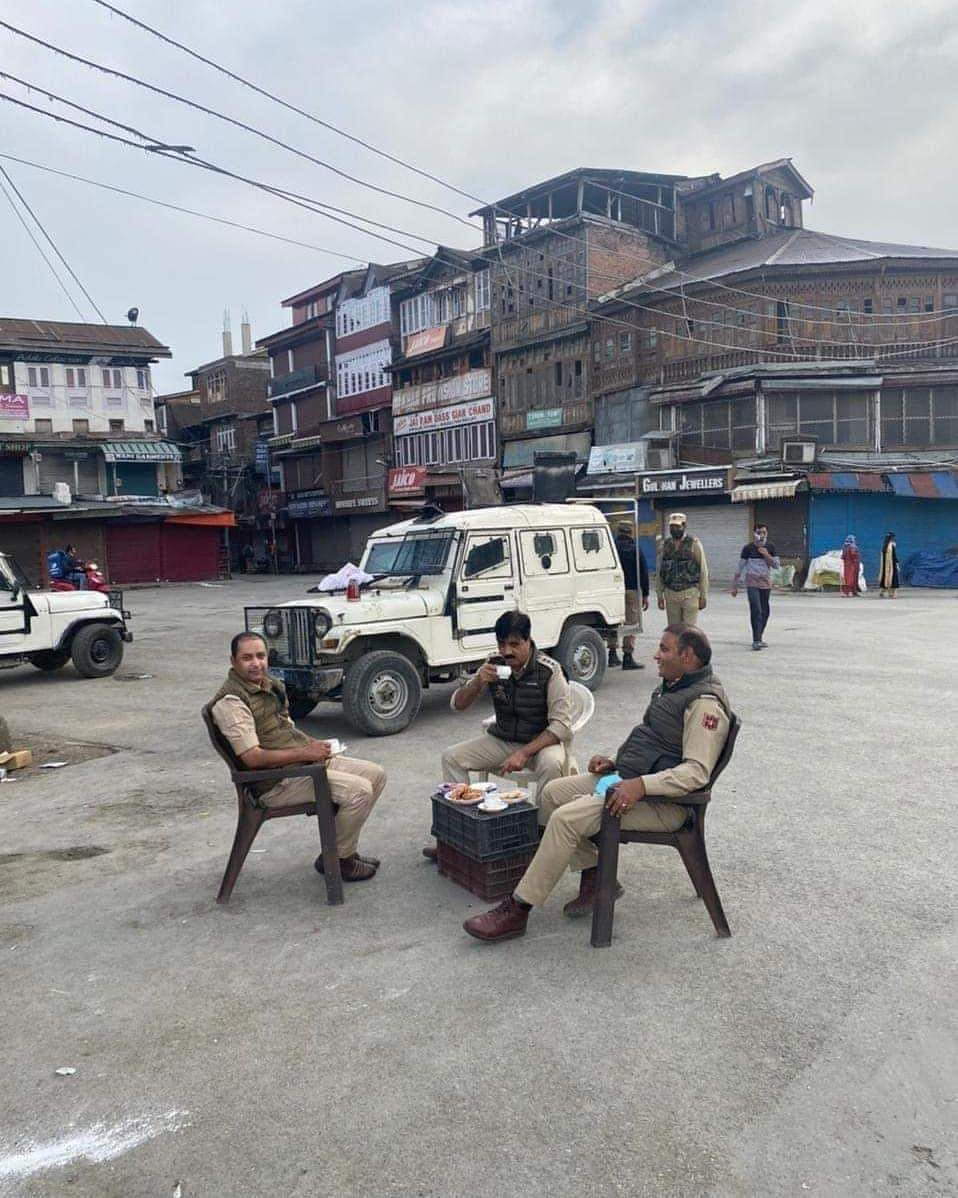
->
xmin=610 ymin=521 xmax=649 ymax=670
xmin=731 ymin=523 xmax=780 ymax=649
xmin=656 ymin=513 xmax=708 ymax=626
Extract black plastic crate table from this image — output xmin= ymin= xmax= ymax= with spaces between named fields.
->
xmin=437 ymin=841 xmax=535 ymax=901
xmin=430 ymin=794 xmax=539 ymax=861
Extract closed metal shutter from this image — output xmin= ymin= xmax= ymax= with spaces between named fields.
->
xmin=0 ymin=456 xmax=24 ymax=495
xmin=159 ymin=525 xmax=219 ymax=582
xmin=38 ymin=452 xmax=100 ymax=497
xmin=659 ymin=503 xmax=750 ymax=583
xmin=106 ymin=523 xmax=162 ymax=583
xmin=753 ymin=495 xmax=808 ymax=561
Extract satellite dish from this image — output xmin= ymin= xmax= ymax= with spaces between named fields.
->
xmin=127 ymin=307 xmax=139 ymax=325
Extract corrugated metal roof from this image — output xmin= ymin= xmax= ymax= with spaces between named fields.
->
xmin=808 ymin=472 xmax=889 ymax=493
xmin=887 ymin=471 xmax=958 ymax=499
xmin=0 ymin=318 xmax=170 ymax=357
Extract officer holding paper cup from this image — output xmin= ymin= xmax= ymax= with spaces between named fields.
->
xmin=423 ymin=611 xmax=572 ymax=861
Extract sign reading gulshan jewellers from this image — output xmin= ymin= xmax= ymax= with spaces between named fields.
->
xmin=394 ymin=396 xmax=494 ymax=436
xmin=636 ymin=466 xmax=732 ymax=496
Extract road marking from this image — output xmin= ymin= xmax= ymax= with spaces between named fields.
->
xmin=0 ymin=1110 xmax=189 ymax=1182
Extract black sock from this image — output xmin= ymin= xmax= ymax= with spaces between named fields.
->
xmin=513 ymin=895 xmax=532 ymax=910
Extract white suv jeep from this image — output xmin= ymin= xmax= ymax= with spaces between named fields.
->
xmin=0 ymin=552 xmax=132 ymax=678
xmin=245 ymin=503 xmax=625 ymax=736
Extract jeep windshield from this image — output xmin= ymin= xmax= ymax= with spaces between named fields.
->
xmin=363 ymin=531 xmax=454 ymax=577
xmin=0 ymin=555 xmax=29 ymax=593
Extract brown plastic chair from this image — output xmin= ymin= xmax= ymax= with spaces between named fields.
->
xmin=590 ymin=713 xmax=740 ymax=948
xmin=201 ymin=703 xmax=343 ymax=906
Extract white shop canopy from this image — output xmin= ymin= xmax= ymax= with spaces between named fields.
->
xmin=731 ymin=479 xmax=804 ymax=503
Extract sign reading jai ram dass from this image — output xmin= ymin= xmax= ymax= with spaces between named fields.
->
xmin=637 ymin=467 xmax=731 ymax=496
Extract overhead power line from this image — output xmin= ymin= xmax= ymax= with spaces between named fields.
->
xmin=88 ymin=0 xmax=958 ymax=327
xmin=0 ymin=162 xmax=106 ymax=321
xmin=6 ymin=89 xmax=958 ymax=362
xmin=0 ymin=152 xmax=369 ymax=264
xmin=0 ymin=168 xmax=86 ymax=320
xmin=0 ymin=20 xmax=477 ymax=233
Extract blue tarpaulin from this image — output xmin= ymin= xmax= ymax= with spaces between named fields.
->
xmin=902 ymin=551 xmax=958 ymax=588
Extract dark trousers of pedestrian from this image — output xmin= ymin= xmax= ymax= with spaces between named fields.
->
xmin=747 ymin=586 xmax=770 ymax=643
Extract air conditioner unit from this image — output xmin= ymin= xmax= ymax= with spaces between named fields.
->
xmin=645 ymin=448 xmax=673 ymax=469
xmin=782 ymin=439 xmax=816 ymax=465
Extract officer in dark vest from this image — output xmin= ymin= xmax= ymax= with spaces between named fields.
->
xmin=211 ymin=631 xmax=386 ymax=882
xmin=463 ymin=625 xmax=731 ymax=942
xmin=656 ymin=512 xmax=709 ymax=627
xmin=423 ymin=610 xmax=572 ymax=861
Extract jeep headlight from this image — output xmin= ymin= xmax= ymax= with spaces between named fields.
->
xmin=262 ymin=609 xmax=284 ymax=639
xmin=312 ymin=609 xmax=332 ymax=638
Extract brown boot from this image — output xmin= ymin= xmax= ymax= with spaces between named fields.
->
xmin=422 ymin=843 xmax=438 ymax=862
xmin=314 ymin=853 xmax=378 ymax=881
xmin=562 ymin=867 xmax=624 ymax=918
xmin=463 ymin=895 xmax=530 ymax=942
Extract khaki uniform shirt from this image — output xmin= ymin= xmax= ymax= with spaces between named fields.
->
xmin=451 ymin=652 xmax=573 ymax=743
xmin=641 ymin=695 xmax=729 ymax=798
xmin=212 ymin=691 xmax=274 ymax=757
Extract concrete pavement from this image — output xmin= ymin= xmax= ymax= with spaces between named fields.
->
xmin=0 ymin=578 xmax=955 ymax=1196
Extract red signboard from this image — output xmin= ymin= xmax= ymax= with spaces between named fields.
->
xmin=388 ymin=466 xmax=427 ymax=494
xmin=404 ymin=327 xmax=447 ymax=357
xmin=0 ymin=394 xmax=30 ymax=420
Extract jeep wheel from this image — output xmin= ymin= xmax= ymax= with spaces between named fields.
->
xmin=557 ymin=625 xmax=607 ymax=692
xmin=342 ymin=650 xmax=422 ymax=736
xmin=28 ymin=650 xmax=71 ymax=672
xmin=71 ymin=623 xmax=124 ymax=678
xmin=287 ymin=689 xmax=318 ymax=721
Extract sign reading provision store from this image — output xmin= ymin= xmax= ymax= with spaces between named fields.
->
xmin=636 ymin=466 xmax=732 ymax=497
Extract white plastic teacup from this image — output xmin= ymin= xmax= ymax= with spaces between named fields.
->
xmin=479 ymin=796 xmax=508 ymax=813
xmin=495 ymin=665 xmax=512 ymax=681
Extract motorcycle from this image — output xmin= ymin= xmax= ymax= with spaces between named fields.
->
xmin=50 ymin=560 xmax=111 ymax=595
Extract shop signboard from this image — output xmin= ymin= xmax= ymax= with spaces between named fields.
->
xmin=393 ymin=368 xmax=491 ymax=416
xmin=332 ymin=489 xmax=386 ymax=513
xmin=587 ymin=442 xmax=646 ymax=475
xmin=287 ymin=490 xmax=332 ymax=518
xmin=394 ymin=396 xmax=494 ymax=436
xmin=526 ymin=408 xmax=563 ymax=431
xmin=404 ymin=327 xmax=447 ymax=357
xmin=636 ymin=466 xmax=731 ymax=497
xmin=0 ymin=394 xmax=30 ymax=420
xmin=388 ymin=466 xmax=427 ymax=494
xmin=321 ymin=416 xmax=364 ymax=442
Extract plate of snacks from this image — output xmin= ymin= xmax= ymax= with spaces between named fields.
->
xmin=498 ymin=788 xmax=531 ymax=805
xmin=446 ymin=783 xmax=485 ymax=804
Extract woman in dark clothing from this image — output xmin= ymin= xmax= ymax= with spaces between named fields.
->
xmin=878 ymin=532 xmax=900 ymax=598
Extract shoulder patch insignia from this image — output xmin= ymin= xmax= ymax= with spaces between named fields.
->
xmin=702 ymin=713 xmax=719 ymax=731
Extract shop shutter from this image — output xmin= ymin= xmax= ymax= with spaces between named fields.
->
xmin=753 ymin=495 xmax=808 ymax=560
xmin=38 ymin=452 xmax=100 ymax=497
xmin=659 ymin=503 xmax=750 ymax=583
xmin=160 ymin=525 xmax=219 ymax=582
xmin=0 ymin=456 xmax=25 ymax=496
xmin=106 ymin=523 xmax=162 ymax=583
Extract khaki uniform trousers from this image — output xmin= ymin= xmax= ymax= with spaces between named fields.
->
xmin=441 ymin=732 xmax=566 ymax=791
xmin=663 ymin=586 xmax=701 ymax=627
xmin=261 ymin=756 xmax=386 ymax=859
xmin=515 ymin=773 xmax=687 ymax=907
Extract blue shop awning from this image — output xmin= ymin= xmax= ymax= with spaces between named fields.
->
xmin=886 ymin=472 xmax=958 ymax=500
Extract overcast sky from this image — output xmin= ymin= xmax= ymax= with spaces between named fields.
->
xmin=3 ymin=0 xmax=957 ymax=393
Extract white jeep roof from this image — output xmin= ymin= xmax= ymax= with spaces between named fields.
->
xmin=368 ymin=503 xmax=610 ymax=540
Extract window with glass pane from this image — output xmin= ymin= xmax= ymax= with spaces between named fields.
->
xmin=932 ymin=386 xmax=958 ymax=444
xmin=904 ymin=388 xmax=932 ymax=446
xmin=732 ymin=398 xmax=757 ymax=450
xmin=834 ymin=392 xmax=870 ymax=445
xmin=880 ymin=390 xmax=904 ymax=448
xmin=679 ymin=403 xmax=704 ymax=445
xmin=798 ymin=392 xmax=834 ymax=441
xmin=767 ymin=393 xmax=799 ymax=447
xmin=702 ymin=401 xmax=731 ymax=449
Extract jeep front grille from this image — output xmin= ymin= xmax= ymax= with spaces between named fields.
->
xmin=245 ymin=606 xmax=316 ymax=667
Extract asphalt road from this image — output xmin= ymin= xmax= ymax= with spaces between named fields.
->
xmin=1 ymin=578 xmax=955 ymax=1197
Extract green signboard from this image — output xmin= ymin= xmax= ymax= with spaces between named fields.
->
xmin=526 ymin=408 xmax=563 ymax=431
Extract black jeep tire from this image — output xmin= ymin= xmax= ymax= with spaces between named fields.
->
xmin=341 ymin=650 xmax=422 ymax=736
xmin=71 ymin=623 xmax=124 ymax=678
xmin=286 ymin=689 xmax=319 ymax=721
xmin=28 ymin=650 xmax=71 ymax=672
xmin=557 ymin=625 xmax=607 ymax=692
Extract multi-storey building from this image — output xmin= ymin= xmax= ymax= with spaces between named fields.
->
xmin=259 ymin=260 xmax=423 ymax=569
xmin=387 ymin=248 xmax=496 ymax=510
xmin=473 ymin=168 xmax=691 ymax=496
xmin=590 ymin=160 xmax=958 ymax=577
xmin=0 ymin=318 xmax=177 ymax=499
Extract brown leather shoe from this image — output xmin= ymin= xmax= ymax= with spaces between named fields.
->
xmin=422 ymin=843 xmax=438 ymax=862
xmin=314 ymin=853 xmax=378 ymax=881
xmin=562 ymin=867 xmax=624 ymax=918
xmin=463 ymin=895 xmax=530 ymax=942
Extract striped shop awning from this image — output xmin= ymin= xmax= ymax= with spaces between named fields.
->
xmin=886 ymin=471 xmax=958 ymax=500
xmin=731 ymin=479 xmax=804 ymax=503
xmin=102 ymin=440 xmax=181 ymax=463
